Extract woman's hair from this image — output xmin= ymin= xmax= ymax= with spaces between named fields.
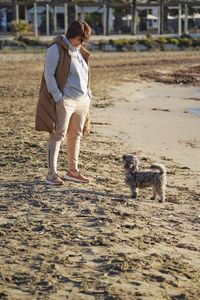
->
xmin=66 ymin=20 xmax=91 ymax=41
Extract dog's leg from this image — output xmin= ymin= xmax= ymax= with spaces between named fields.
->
xmin=130 ymin=185 xmax=137 ymax=199
xmin=158 ymin=189 xmax=165 ymax=203
xmin=150 ymin=186 xmax=157 ymax=200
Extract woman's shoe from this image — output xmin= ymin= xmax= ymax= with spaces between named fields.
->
xmin=45 ymin=174 xmax=64 ymax=185
xmin=63 ymin=171 xmax=89 ymax=183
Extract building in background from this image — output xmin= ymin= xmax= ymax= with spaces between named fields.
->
xmin=1 ymin=1 xmax=200 ymax=36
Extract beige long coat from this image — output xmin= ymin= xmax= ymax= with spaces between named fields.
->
xmin=35 ymin=35 xmax=91 ymax=133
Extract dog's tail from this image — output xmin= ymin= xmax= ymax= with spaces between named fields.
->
xmin=150 ymin=163 xmax=166 ymax=175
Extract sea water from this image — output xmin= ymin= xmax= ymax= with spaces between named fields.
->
xmin=189 ymin=89 xmax=200 ymax=117
xmin=188 ymin=108 xmax=200 ymax=117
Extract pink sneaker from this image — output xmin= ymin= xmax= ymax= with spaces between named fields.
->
xmin=45 ymin=174 xmax=64 ymax=185
xmin=63 ymin=171 xmax=89 ymax=183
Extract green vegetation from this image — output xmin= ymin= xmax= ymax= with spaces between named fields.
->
xmin=9 ymin=20 xmax=32 ymax=35
xmin=17 ymin=36 xmax=50 ymax=47
xmin=179 ymin=37 xmax=193 ymax=47
xmin=105 ymin=35 xmax=200 ymax=51
xmin=0 ymin=39 xmax=27 ymax=50
xmin=109 ymin=38 xmax=132 ymax=50
xmin=168 ymin=38 xmax=179 ymax=46
xmin=157 ymin=37 xmax=168 ymax=44
xmin=192 ymin=37 xmax=200 ymax=47
xmin=1 ymin=34 xmax=200 ymax=52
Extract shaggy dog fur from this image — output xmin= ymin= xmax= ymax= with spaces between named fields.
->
xmin=123 ymin=154 xmax=167 ymax=202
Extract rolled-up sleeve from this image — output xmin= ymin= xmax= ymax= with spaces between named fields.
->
xmin=44 ymin=44 xmax=63 ymax=103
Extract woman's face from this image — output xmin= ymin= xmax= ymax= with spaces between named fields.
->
xmin=69 ymin=36 xmax=86 ymax=48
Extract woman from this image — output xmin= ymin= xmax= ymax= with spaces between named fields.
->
xmin=35 ymin=20 xmax=92 ymax=185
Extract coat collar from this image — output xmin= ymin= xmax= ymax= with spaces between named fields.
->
xmin=51 ymin=35 xmax=90 ymax=64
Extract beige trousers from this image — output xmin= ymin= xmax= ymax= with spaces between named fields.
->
xmin=46 ymin=94 xmax=90 ymax=175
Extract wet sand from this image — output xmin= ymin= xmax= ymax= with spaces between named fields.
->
xmin=0 ymin=51 xmax=200 ymax=299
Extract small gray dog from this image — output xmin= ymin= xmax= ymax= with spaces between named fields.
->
xmin=123 ymin=154 xmax=167 ymax=202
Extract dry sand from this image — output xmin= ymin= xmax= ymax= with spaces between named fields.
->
xmin=0 ymin=51 xmax=200 ymax=299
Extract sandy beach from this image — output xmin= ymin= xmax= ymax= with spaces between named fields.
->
xmin=0 ymin=50 xmax=200 ymax=299
xmin=94 ymin=81 xmax=200 ymax=192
